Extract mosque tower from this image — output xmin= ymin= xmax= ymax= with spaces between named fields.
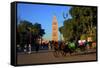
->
xmin=52 ymin=16 xmax=58 ymax=42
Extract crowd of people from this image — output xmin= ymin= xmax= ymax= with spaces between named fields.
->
xmin=17 ymin=39 xmax=96 ymax=56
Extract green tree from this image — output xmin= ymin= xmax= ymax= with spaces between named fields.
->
xmin=17 ymin=20 xmax=45 ymax=47
xmin=59 ymin=6 xmax=97 ymax=42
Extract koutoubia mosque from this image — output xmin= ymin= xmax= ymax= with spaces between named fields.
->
xmin=52 ymin=16 xmax=58 ymax=42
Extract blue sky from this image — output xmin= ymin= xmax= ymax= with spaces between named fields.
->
xmin=17 ymin=3 xmax=72 ymax=40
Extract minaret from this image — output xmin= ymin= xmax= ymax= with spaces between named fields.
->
xmin=52 ymin=16 xmax=58 ymax=42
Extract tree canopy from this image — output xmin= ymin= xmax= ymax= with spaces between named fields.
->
xmin=17 ymin=20 xmax=45 ymax=45
xmin=59 ymin=6 xmax=97 ymax=42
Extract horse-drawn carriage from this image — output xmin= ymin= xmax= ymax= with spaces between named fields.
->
xmin=52 ymin=40 xmax=96 ymax=57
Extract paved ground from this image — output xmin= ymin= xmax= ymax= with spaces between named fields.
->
xmin=17 ymin=50 xmax=97 ymax=65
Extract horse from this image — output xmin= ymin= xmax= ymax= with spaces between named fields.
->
xmin=52 ymin=41 xmax=60 ymax=57
xmin=60 ymin=41 xmax=76 ymax=56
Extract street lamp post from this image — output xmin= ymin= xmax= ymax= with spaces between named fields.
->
xmin=28 ymin=28 xmax=32 ymax=54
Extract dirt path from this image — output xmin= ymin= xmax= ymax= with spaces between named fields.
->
xmin=17 ymin=51 xmax=96 ymax=65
